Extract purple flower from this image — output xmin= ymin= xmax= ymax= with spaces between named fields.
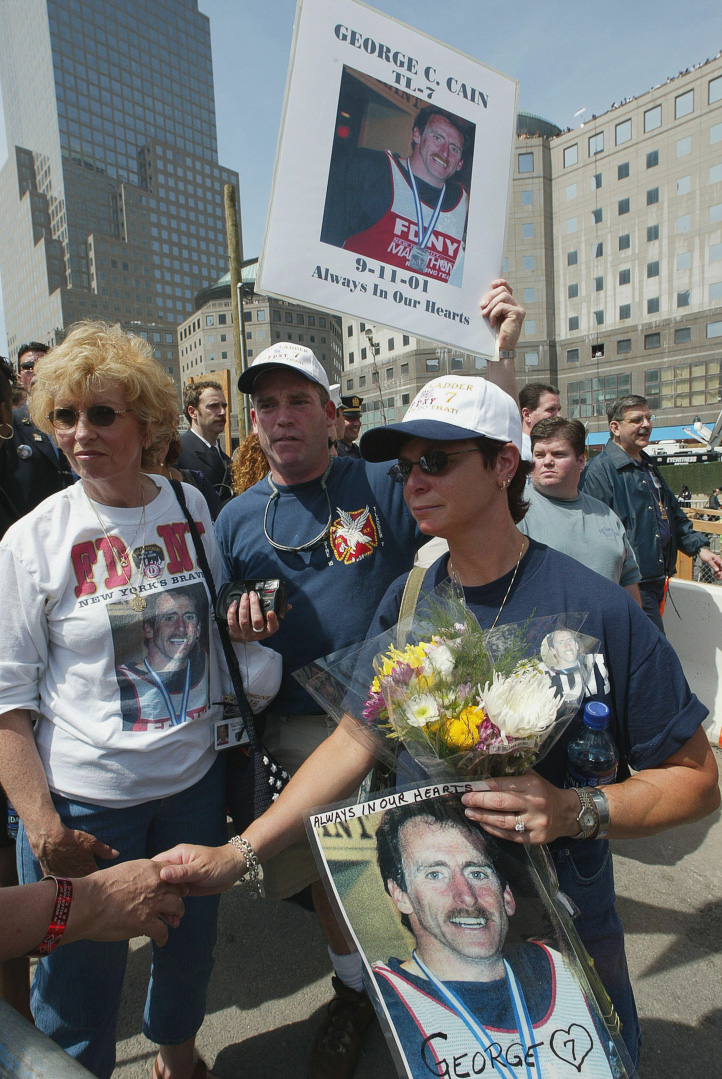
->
xmin=363 ymin=690 xmax=386 ymax=723
xmin=390 ymin=663 xmax=416 ymax=686
xmin=474 ymin=716 xmax=502 ymax=750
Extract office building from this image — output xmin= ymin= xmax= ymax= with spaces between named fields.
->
xmin=0 ymin=0 xmax=239 ymax=380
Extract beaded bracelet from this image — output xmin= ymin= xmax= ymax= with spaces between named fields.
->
xmin=228 ymin=835 xmax=262 ymax=897
xmin=26 ymin=876 xmax=73 ymax=957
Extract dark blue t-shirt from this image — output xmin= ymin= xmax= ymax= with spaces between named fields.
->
xmin=364 ymin=540 xmax=706 ymax=789
xmin=214 ymin=456 xmax=421 ymax=712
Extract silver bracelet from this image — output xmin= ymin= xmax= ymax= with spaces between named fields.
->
xmin=228 ymin=835 xmax=263 ymax=897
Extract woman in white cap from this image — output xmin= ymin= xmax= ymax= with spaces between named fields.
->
xmin=157 ymin=299 xmax=718 ymax=1071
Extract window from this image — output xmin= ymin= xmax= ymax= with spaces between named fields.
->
xmin=218 ymin=313 xmax=227 ymax=325
xmin=523 ymin=255 xmax=535 ymax=270
xmin=346 ymin=379 xmax=353 ymax=391
xmin=618 ymin=161 xmax=630 ymax=180
xmin=647 ymin=261 xmax=660 ymax=278
xmin=567 ymin=349 xmax=580 ymax=363
xmin=347 ymin=324 xmax=353 ymax=336
xmin=710 ymin=164 xmax=722 ymax=184
xmin=347 ymin=351 xmax=354 ymax=364
xmin=588 ymin=132 xmax=604 ymax=156
xmin=272 ymin=310 xmax=281 ymax=322
xmin=568 ymin=283 xmax=579 ymax=298
xmin=360 ymin=347 xmax=367 ymax=360
xmin=567 ymin=249 xmax=578 ymax=266
xmin=569 ymin=316 xmax=580 ymax=331
xmin=619 ymin=304 xmax=631 ymax=320
xmin=563 ymin=144 xmax=578 ymax=168
xmin=385 ymin=367 xmax=393 ymax=381
xmin=711 ymin=282 xmax=722 ymax=302
xmin=649 ymin=359 xmax=721 ymax=409
xmin=677 ymin=175 xmax=691 ymax=195
xmin=617 ymin=338 xmax=632 ymax=354
xmin=565 ymin=183 xmax=577 ymax=200
xmin=523 ymin=288 xmax=535 ymax=302
xmin=677 ymin=214 xmax=691 ymax=233
xmin=524 ymin=320 xmax=536 ymax=336
xmin=402 ymin=335 xmax=410 ymax=346
xmin=644 ymin=105 xmax=662 ymax=132
xmin=567 ymin=374 xmax=630 ymax=419
xmin=566 ymin=217 xmax=577 ymax=233
xmin=618 ymin=198 xmax=630 ymax=215
xmin=518 ymin=152 xmax=534 ymax=173
xmin=205 ymin=315 xmax=214 ymax=326
xmin=594 ymin=276 xmax=604 ymax=292
xmin=524 ymin=352 xmax=539 ymax=367
xmin=358 ymin=375 xmax=366 ymax=387
xmin=591 ymin=172 xmax=602 ymax=190
xmin=677 ymin=252 xmax=691 ymax=270
xmin=522 ymin=223 xmax=534 ymax=238
xmin=677 ymin=136 xmax=691 ymax=157
xmin=711 ymin=203 xmax=722 ymax=223
xmin=400 ymin=362 xmax=409 ymax=375
xmin=645 ymin=333 xmax=661 ymax=349
xmin=387 ymin=337 xmax=395 ymax=351
xmin=647 ymin=187 xmax=659 ymax=205
xmin=619 ymin=268 xmax=631 ymax=285
xmin=284 ymin=311 xmax=293 ymax=323
xmin=619 ymin=233 xmax=631 ymax=250
xmin=677 ymin=291 xmax=690 ymax=308
xmin=593 ymin=242 xmax=604 ymax=258
xmin=647 ymin=297 xmax=659 ymax=314
xmin=708 ymin=321 xmax=722 ymax=339
xmin=615 ymin=119 xmax=632 ymax=145
xmin=425 ymin=358 xmax=440 ymax=372
xmin=711 ymin=122 xmax=722 ymax=145
xmin=594 ymin=310 xmax=604 ymax=325
xmin=521 ymin=190 xmax=533 ymax=206
xmin=401 ymin=393 xmax=410 ymax=406
xmin=675 ymin=90 xmax=694 ymax=119
xmin=711 ymin=243 xmax=722 ymax=262
xmin=592 ymin=208 xmax=603 ymax=224
xmin=451 ymin=356 xmax=464 ymax=371
xmin=674 ymin=327 xmax=692 ymax=344
xmin=647 ymin=224 xmax=660 ymax=241
xmin=646 ymin=150 xmax=659 ymax=169
xmin=710 ymin=75 xmax=722 ymax=104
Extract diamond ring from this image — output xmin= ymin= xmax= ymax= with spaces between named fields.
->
xmin=514 ymin=814 xmax=525 ymax=833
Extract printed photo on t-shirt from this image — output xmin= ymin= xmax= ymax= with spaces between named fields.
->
xmin=109 ymin=582 xmax=211 ymax=732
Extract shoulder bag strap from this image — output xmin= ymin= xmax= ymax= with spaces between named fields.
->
xmin=396 ymin=565 xmax=427 ymax=646
xmin=170 ymin=479 xmax=261 ymax=753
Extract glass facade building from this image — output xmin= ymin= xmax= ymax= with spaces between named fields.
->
xmin=0 ymin=0 xmax=239 ymax=380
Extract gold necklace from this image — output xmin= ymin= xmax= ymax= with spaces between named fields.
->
xmin=85 ymin=485 xmax=148 ymax=611
xmin=449 ymin=537 xmax=527 ymax=633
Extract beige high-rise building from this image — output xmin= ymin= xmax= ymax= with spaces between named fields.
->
xmin=344 ymin=55 xmax=722 ymax=444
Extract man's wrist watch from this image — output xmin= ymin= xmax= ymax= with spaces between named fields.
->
xmin=572 ymin=787 xmax=610 ymax=839
xmin=498 ymin=349 xmax=516 ymax=360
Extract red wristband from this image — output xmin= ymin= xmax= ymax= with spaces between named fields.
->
xmin=26 ymin=876 xmax=73 ymax=957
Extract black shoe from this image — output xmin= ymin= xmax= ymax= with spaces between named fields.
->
xmin=308 ymin=976 xmax=377 ymax=1079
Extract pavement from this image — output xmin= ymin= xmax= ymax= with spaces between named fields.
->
xmin=112 ymin=745 xmax=722 ymax=1079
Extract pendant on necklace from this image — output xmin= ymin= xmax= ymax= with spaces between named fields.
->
xmin=130 ymin=592 xmax=146 ymax=612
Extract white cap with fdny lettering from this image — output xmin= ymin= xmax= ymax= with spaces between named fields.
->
xmin=360 ymin=376 xmax=522 ymax=461
xmin=237 ymin=342 xmax=330 ymax=394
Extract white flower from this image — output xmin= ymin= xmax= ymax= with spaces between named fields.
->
xmin=479 ymin=666 xmax=560 ymax=739
xmin=402 ymin=693 xmax=441 ymax=728
xmin=421 ymin=642 xmax=456 ymax=678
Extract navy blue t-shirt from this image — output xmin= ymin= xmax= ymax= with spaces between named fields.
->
xmin=215 ymin=456 xmax=421 ymax=712
xmin=364 ymin=541 xmax=706 ymax=789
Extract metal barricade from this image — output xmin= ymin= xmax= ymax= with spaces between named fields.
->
xmin=0 ymin=1001 xmax=92 ymax=1078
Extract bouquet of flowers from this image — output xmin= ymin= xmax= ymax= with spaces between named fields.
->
xmin=295 ymin=579 xmax=597 ymax=782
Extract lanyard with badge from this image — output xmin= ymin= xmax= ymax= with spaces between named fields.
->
xmin=405 ymin=159 xmax=446 ymax=273
xmin=412 ymin=950 xmax=540 ymax=1079
xmin=144 ymin=658 xmax=192 ymax=726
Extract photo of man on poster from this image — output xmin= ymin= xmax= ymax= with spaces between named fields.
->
xmin=321 ymin=70 xmax=473 ymax=287
xmin=370 ymin=799 xmax=616 ymax=1079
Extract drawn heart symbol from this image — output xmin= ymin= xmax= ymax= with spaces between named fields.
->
xmin=549 ymin=1024 xmax=594 ymax=1072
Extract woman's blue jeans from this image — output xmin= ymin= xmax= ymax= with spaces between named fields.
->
xmin=18 ymin=755 xmax=226 ymax=1079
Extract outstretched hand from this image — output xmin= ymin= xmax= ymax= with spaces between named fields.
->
xmin=152 ymin=842 xmax=245 ymax=896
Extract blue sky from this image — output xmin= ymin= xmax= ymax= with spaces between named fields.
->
xmin=1 ymin=0 xmax=721 ymax=353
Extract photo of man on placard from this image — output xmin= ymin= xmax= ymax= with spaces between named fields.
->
xmin=321 ymin=67 xmax=474 ymax=287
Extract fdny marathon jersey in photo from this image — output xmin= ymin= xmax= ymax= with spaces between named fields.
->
xmin=343 ymin=152 xmax=468 ymax=283
xmin=373 ymin=943 xmax=615 ymax=1079
xmin=214 ymin=457 xmax=422 ymax=714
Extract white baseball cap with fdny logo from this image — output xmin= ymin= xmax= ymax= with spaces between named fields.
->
xmin=238 ymin=342 xmax=330 ymax=394
xmin=360 ymin=376 xmax=522 ymax=461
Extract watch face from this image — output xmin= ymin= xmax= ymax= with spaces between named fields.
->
xmin=581 ymin=808 xmax=597 ymax=830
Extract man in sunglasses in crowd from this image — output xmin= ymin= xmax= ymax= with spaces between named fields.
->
xmin=580 ymin=394 xmax=722 ymax=631
xmin=11 ymin=342 xmax=74 ymax=517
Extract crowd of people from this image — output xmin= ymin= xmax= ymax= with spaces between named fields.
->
xmin=0 ymin=282 xmax=719 ymax=1079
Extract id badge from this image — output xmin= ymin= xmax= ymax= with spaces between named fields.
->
xmin=212 ymin=697 xmax=250 ymax=750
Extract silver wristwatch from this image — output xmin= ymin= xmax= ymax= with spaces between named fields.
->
xmin=572 ymin=787 xmax=610 ymax=840
xmin=498 ymin=349 xmax=516 ymax=360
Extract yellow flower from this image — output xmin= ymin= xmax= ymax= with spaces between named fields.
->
xmin=376 ymin=642 xmax=429 ymax=680
xmin=439 ymin=707 xmax=485 ymax=749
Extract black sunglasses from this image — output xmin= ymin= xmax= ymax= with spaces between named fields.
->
xmin=20 ymin=361 xmax=36 ymax=371
xmin=46 ymin=405 xmax=133 ymax=431
xmin=388 ymin=447 xmax=482 ymax=484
